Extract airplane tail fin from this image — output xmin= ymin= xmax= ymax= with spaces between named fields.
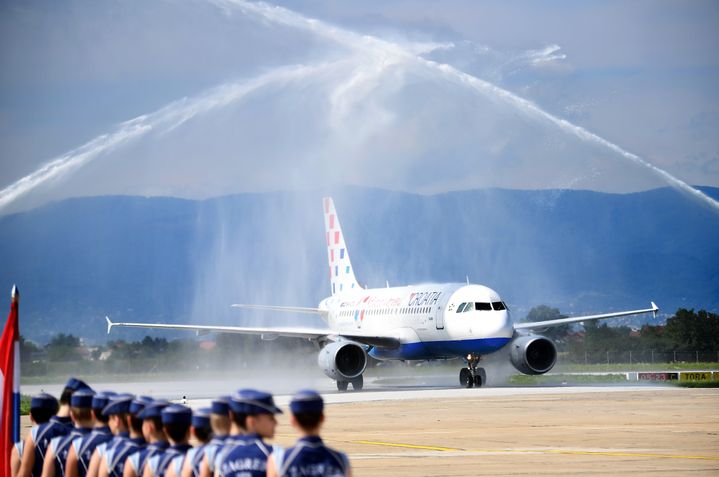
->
xmin=323 ymin=197 xmax=360 ymax=295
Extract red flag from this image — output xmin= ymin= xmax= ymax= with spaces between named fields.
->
xmin=0 ymin=285 xmax=20 ymax=477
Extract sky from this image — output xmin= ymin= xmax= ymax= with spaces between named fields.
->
xmin=1 ymin=0 xmax=718 ymax=213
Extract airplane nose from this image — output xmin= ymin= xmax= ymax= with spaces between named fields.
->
xmin=497 ymin=310 xmax=513 ymax=336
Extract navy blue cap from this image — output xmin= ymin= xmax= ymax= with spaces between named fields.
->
xmin=138 ymin=400 xmax=169 ymax=420
xmin=231 ymin=389 xmax=282 ymax=415
xmin=289 ymin=390 xmax=324 ymax=414
xmin=192 ymin=407 xmax=211 ymax=429
xmin=92 ymin=391 xmax=117 ymax=411
xmin=130 ymin=396 xmax=154 ymax=416
xmin=228 ymin=389 xmax=251 ymax=414
xmin=102 ymin=394 xmax=133 ymax=416
xmin=65 ymin=377 xmax=92 ymax=392
xmin=161 ymin=404 xmax=192 ymax=425
xmin=211 ymin=396 xmax=230 ymax=416
xmin=70 ymin=389 xmax=96 ymax=408
xmin=31 ymin=393 xmax=59 ymax=412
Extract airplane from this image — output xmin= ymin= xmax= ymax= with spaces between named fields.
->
xmin=106 ymin=197 xmax=659 ymax=390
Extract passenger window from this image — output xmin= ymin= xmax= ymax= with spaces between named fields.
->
xmin=475 ymin=302 xmax=492 ymax=311
xmin=492 ymin=301 xmax=506 ymax=311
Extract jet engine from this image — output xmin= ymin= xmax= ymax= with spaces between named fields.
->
xmin=509 ymin=334 xmax=557 ymax=375
xmin=318 ymin=341 xmax=367 ymax=380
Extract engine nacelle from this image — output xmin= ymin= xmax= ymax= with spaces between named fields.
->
xmin=318 ymin=341 xmax=367 ymax=380
xmin=509 ymin=334 xmax=557 ymax=375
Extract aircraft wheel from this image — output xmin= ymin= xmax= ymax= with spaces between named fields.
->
xmin=459 ymin=368 xmax=473 ymax=388
xmin=351 ymin=375 xmax=364 ymax=391
xmin=475 ymin=367 xmax=487 ymax=388
xmin=336 ymin=380 xmax=349 ymax=391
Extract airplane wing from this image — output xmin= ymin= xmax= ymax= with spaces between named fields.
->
xmin=230 ymin=303 xmax=328 ymax=317
xmin=105 ymin=316 xmax=400 ymax=349
xmin=513 ymin=302 xmax=659 ymax=330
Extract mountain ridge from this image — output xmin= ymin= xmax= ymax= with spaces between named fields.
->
xmin=2 ymin=186 xmax=717 ymax=343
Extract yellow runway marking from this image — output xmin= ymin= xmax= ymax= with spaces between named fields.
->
xmin=351 ymin=440 xmax=719 ymax=461
xmin=353 ymin=440 xmax=461 ymax=452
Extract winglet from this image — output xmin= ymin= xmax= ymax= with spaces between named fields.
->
xmin=651 ymin=301 xmax=659 ymax=319
xmin=105 ymin=316 xmax=114 ymax=334
xmin=11 ymin=284 xmax=19 ymax=304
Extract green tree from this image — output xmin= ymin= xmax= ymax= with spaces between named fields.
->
xmin=19 ymin=335 xmax=41 ymax=361
xmin=665 ymin=309 xmax=719 ymax=351
xmin=524 ymin=305 xmax=570 ymax=341
xmin=45 ymin=333 xmax=83 ymax=361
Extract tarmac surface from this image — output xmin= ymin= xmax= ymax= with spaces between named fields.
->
xmin=21 ymin=381 xmax=719 ymax=476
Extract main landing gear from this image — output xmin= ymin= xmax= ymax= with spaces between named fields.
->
xmin=459 ymin=353 xmax=486 ymax=388
xmin=337 ymin=375 xmax=363 ymax=392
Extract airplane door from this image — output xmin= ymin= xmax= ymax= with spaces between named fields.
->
xmin=435 ymin=291 xmax=450 ymax=330
xmin=435 ymin=300 xmax=445 ymax=330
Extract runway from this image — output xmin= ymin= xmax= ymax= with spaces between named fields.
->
xmin=20 ymin=378 xmax=719 ymax=475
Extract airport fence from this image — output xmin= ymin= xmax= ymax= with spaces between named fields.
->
xmin=563 ymin=349 xmax=719 ymax=365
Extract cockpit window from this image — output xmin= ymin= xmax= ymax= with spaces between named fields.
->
xmin=492 ymin=301 xmax=506 ymax=311
xmin=456 ymin=303 xmax=466 ymax=313
xmin=464 ymin=303 xmax=473 ymax=312
xmin=475 ymin=302 xmax=492 ymax=311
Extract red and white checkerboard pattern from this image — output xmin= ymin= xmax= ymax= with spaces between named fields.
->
xmin=323 ymin=197 xmax=360 ymax=295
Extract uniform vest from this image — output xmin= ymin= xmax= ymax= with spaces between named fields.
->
xmin=51 ymin=415 xmax=74 ymax=429
xmin=50 ymin=427 xmax=92 ymax=477
xmin=274 ymin=436 xmax=349 ymax=477
xmin=73 ymin=426 xmax=113 ymax=477
xmin=217 ymin=433 xmax=272 ymax=477
xmin=29 ymin=420 xmax=68 ymax=477
xmin=179 ymin=443 xmax=208 ymax=477
xmin=91 ymin=430 xmax=127 ymax=469
xmin=147 ymin=443 xmax=192 ymax=477
xmin=105 ymin=436 xmax=146 ymax=477
xmin=205 ymin=434 xmax=232 ymax=473
xmin=127 ymin=440 xmax=169 ymax=476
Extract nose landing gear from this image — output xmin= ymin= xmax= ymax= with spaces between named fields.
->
xmin=459 ymin=353 xmax=486 ymax=388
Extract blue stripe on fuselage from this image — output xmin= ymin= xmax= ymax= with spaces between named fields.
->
xmin=369 ymin=337 xmax=511 ymax=360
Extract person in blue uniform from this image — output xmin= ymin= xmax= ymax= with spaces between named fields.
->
xmin=267 ymin=390 xmax=351 ymax=477
xmin=65 ymin=391 xmax=117 ymax=477
xmin=42 ymin=388 xmax=96 ymax=477
xmin=169 ymin=407 xmax=211 ymax=477
xmin=84 ymin=393 xmax=134 ymax=477
xmin=216 ymin=389 xmax=281 ymax=477
xmin=197 ymin=397 xmax=232 ymax=477
xmin=124 ymin=400 xmax=170 ymax=477
xmin=19 ymin=379 xmax=92 ymax=477
xmin=144 ymin=404 xmax=193 ymax=477
xmin=12 ymin=393 xmax=59 ymax=477
xmin=98 ymin=396 xmax=151 ymax=477
xmin=55 ymin=379 xmax=93 ymax=429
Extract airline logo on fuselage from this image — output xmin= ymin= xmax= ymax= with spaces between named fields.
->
xmin=340 ymin=291 xmax=443 ymax=328
xmin=408 ymin=291 xmax=442 ymax=307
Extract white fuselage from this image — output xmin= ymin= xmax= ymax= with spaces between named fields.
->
xmin=319 ymin=283 xmax=514 ymax=360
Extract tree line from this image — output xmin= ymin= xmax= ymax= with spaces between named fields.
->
xmin=20 ymin=332 xmax=318 ymax=377
xmin=525 ymin=306 xmax=719 ymax=364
